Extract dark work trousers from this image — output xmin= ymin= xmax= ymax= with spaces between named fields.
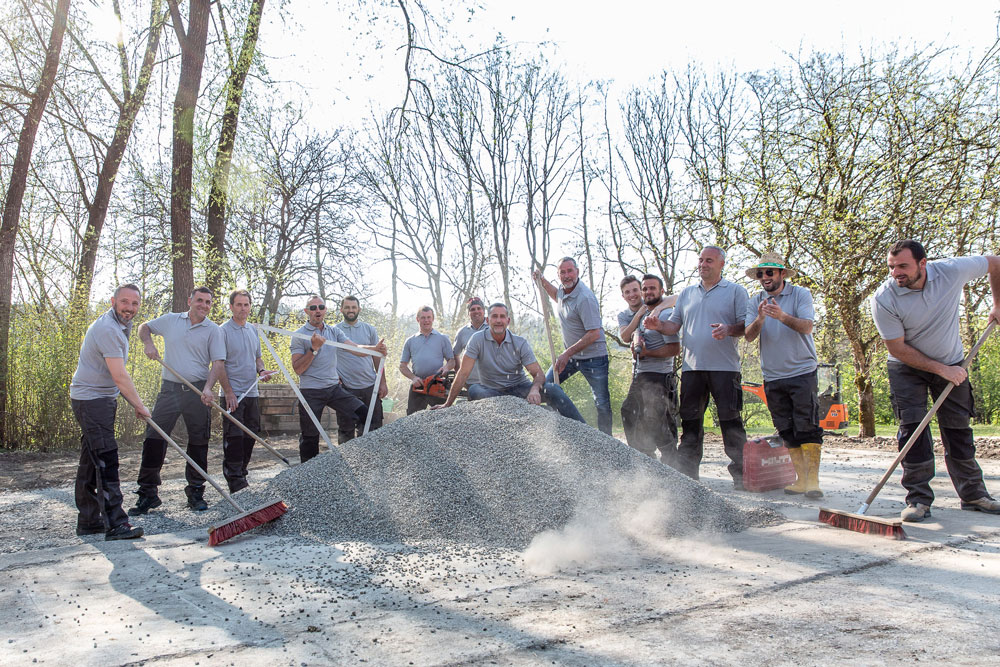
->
xmin=137 ymin=379 xmax=212 ymax=501
xmin=407 ymin=386 xmax=445 ymax=414
xmin=888 ymin=361 xmax=989 ymax=507
xmin=222 ymin=396 xmax=260 ymax=492
xmin=763 ymin=370 xmax=824 ymax=448
xmin=71 ymin=398 xmax=129 ymax=532
xmin=621 ymin=372 xmax=678 ymax=466
xmin=678 ymin=370 xmax=746 ymax=481
xmin=299 ymin=384 xmax=367 ymax=462
xmin=337 ymin=385 xmax=383 ymax=443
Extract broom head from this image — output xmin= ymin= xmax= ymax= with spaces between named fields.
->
xmin=818 ymin=507 xmax=907 ymax=540
xmin=208 ymin=499 xmax=288 ymax=546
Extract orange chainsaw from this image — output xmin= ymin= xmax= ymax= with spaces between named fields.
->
xmin=412 ymin=372 xmax=452 ymax=398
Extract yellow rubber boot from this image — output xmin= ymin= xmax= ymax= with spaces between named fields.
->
xmin=784 ymin=446 xmax=807 ymax=495
xmin=802 ymin=442 xmax=824 ymax=499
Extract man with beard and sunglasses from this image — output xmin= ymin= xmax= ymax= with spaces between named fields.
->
xmin=871 ymin=239 xmax=1000 ymax=522
xmin=744 ymin=253 xmax=824 ymax=498
xmin=69 ymin=284 xmax=150 ymax=540
xmin=335 ymin=295 xmax=388 ymax=442
xmin=292 ymin=295 xmax=387 ymax=462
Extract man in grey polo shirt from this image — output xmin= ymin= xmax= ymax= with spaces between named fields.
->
xmin=533 ymin=257 xmax=612 ymax=434
xmin=744 ymin=253 xmax=824 ymax=498
xmin=217 ymin=289 xmax=274 ymax=492
xmin=435 ymin=303 xmax=584 ymax=422
xmin=335 ymin=295 xmax=388 ymax=443
xmin=871 ymin=239 xmax=1000 ymax=521
xmin=453 ymin=297 xmax=489 ymax=387
xmin=69 ymin=284 xmax=149 ymax=540
xmin=621 ymin=275 xmax=681 ymax=464
xmin=292 ymin=295 xmax=387 ymax=462
xmin=131 ymin=286 xmax=227 ymax=515
xmin=399 ymin=306 xmax=455 ymax=414
xmin=645 ymin=246 xmax=750 ymax=487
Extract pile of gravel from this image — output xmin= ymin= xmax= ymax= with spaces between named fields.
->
xmin=232 ymin=397 xmax=779 ymax=548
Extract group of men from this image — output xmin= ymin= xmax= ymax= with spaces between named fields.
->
xmin=69 ymin=240 xmax=1000 ymax=540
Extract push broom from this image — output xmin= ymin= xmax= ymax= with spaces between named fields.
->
xmin=819 ymin=320 xmax=996 ymax=538
xmin=142 ymin=416 xmax=287 ymax=546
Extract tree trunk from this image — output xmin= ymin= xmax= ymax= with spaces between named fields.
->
xmin=842 ymin=306 xmax=877 ymax=437
xmin=0 ymin=0 xmax=71 ymax=443
xmin=205 ymin=0 xmax=266 ymax=297
xmin=169 ymin=0 xmax=211 ymax=311
xmin=72 ymin=0 xmax=166 ymax=306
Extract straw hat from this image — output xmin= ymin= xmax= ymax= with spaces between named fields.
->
xmin=745 ymin=252 xmax=798 ymax=280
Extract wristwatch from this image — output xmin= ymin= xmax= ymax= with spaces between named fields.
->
xmin=311 ymin=347 xmax=319 ymax=356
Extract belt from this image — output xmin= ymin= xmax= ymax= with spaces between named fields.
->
xmin=163 ymin=379 xmax=206 ymax=392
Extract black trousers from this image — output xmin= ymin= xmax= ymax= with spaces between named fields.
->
xmin=407 ymin=386 xmax=445 ymax=414
xmin=337 ymin=385 xmax=383 ymax=443
xmin=222 ymin=396 xmax=260 ymax=492
xmin=888 ymin=361 xmax=988 ymax=506
xmin=678 ymin=370 xmax=746 ymax=481
xmin=299 ymin=384 xmax=367 ymax=462
xmin=621 ymin=372 xmax=678 ymax=465
xmin=137 ymin=379 xmax=212 ymax=500
xmin=763 ymin=370 xmax=824 ymax=448
xmin=72 ymin=397 xmax=128 ymax=531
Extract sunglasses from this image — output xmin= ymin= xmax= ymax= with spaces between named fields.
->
xmin=307 ymin=304 xmax=326 ymax=311
xmin=756 ymin=269 xmax=779 ymax=278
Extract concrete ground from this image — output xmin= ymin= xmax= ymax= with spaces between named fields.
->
xmin=1 ymin=440 xmax=999 ymax=666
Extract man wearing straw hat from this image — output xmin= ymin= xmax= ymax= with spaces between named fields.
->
xmin=744 ymin=252 xmax=824 ymax=498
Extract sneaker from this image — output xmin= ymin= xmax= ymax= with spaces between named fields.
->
xmin=128 ymin=495 xmax=162 ymax=516
xmin=961 ymin=496 xmax=1000 ymax=514
xmin=75 ymin=525 xmax=105 ymax=536
xmin=105 ymin=524 xmax=144 ymax=541
xmin=187 ymin=496 xmax=208 ymax=512
xmin=901 ymin=503 xmax=932 ymax=522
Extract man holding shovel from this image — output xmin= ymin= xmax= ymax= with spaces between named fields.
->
xmin=131 ymin=286 xmax=227 ymax=514
xmin=871 ymin=239 xmax=1000 ymax=521
xmin=69 ymin=284 xmax=149 ymax=540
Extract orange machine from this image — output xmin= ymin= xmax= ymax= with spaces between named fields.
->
xmin=742 ymin=363 xmax=849 ymax=432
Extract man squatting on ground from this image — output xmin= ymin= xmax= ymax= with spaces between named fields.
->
xmin=69 ymin=284 xmax=150 ymax=540
xmin=335 ymin=296 xmax=388 ymax=442
xmin=619 ymin=275 xmax=681 ymax=464
xmin=399 ymin=306 xmax=455 ymax=414
xmin=435 ymin=302 xmax=586 ymax=421
xmin=646 ymin=246 xmax=750 ymax=488
xmin=871 ymin=239 xmax=1000 ymax=521
xmin=743 ymin=253 xmax=824 ymax=498
xmin=217 ymin=290 xmax=275 ymax=493
xmin=452 ymin=297 xmax=490 ymax=388
xmin=131 ymin=286 xmax=226 ymax=514
xmin=534 ymin=257 xmax=613 ymax=434
xmin=292 ymin=295 xmax=387 ymax=463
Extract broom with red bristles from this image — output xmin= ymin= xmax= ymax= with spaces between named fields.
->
xmin=143 ymin=417 xmax=287 ymax=546
xmin=818 ymin=321 xmax=996 ymax=538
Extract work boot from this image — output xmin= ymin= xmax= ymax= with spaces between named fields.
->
xmin=784 ymin=446 xmax=807 ymax=495
xmin=187 ymin=494 xmax=208 ymax=512
xmin=128 ymin=495 xmax=162 ymax=516
xmin=802 ymin=443 xmax=824 ymax=499
xmin=75 ymin=524 xmax=105 ymax=536
xmin=228 ymin=478 xmax=249 ymax=494
xmin=901 ymin=503 xmax=932 ymax=522
xmin=961 ymin=496 xmax=1000 ymax=514
xmin=105 ymin=524 xmax=144 ymax=541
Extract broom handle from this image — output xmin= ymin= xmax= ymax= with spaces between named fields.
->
xmin=157 ymin=359 xmax=290 ymax=467
xmin=142 ymin=416 xmax=244 ymax=513
xmin=535 ymin=269 xmax=561 ymax=386
xmin=858 ymin=320 xmax=996 ymax=513
xmin=362 ymin=358 xmax=384 ymax=435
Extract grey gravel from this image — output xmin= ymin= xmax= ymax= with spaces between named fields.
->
xmin=228 ymin=396 xmax=779 ymax=547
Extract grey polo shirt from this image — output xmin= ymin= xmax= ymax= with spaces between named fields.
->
xmin=147 ymin=311 xmax=226 ymax=383
xmin=871 ymin=256 xmax=988 ymax=366
xmin=747 ymin=283 xmax=818 ymax=381
xmin=668 ymin=278 xmax=749 ymax=372
xmin=635 ymin=307 xmax=680 ymax=374
xmin=291 ymin=322 xmax=348 ymax=389
xmin=335 ymin=320 xmax=379 ymax=390
xmin=70 ymin=309 xmax=131 ymax=400
xmin=617 ymin=307 xmax=641 ymax=338
xmin=453 ymin=321 xmax=489 ymax=384
xmin=401 ymin=329 xmax=454 ymax=378
xmin=556 ymin=281 xmax=608 ymax=359
xmin=221 ymin=319 xmax=262 ymax=397
xmin=464 ymin=329 xmax=537 ymax=389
